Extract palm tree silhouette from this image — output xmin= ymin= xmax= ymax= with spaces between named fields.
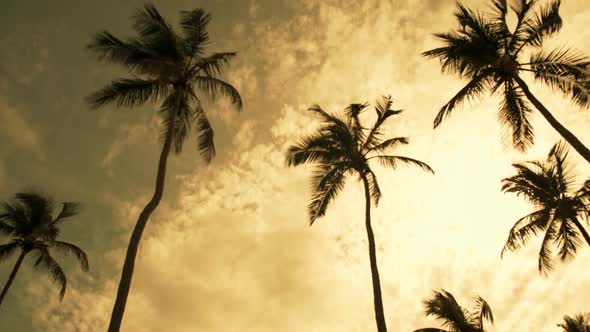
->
xmin=286 ymin=96 xmax=433 ymax=332
xmin=86 ymin=4 xmax=242 ymax=331
xmin=501 ymin=142 xmax=590 ymax=275
xmin=413 ymin=290 xmax=494 ymax=332
xmin=559 ymin=313 xmax=590 ymax=332
xmin=423 ymin=0 xmax=590 ymax=162
xmin=0 ymin=192 xmax=89 ymax=307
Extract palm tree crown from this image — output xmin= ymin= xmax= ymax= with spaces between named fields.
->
xmin=0 ymin=192 xmax=89 ymax=301
xmin=501 ymin=142 xmax=590 ymax=275
xmin=87 ymin=3 xmax=242 ymax=161
xmin=559 ymin=313 xmax=590 ymax=332
xmin=414 ymin=290 xmax=494 ymax=332
xmin=286 ymin=95 xmax=433 ymax=224
xmin=423 ymin=0 xmax=590 ymax=161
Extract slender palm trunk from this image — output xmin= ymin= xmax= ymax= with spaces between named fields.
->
xmin=0 ymin=250 xmax=27 ymax=307
xmin=108 ymin=112 xmax=177 ymax=332
xmin=361 ymin=175 xmax=387 ymax=332
xmin=514 ymin=75 xmax=590 ymax=164
xmin=570 ymin=218 xmax=590 ymax=249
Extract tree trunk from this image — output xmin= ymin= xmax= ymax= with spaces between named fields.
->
xmin=107 ymin=110 xmax=177 ymax=332
xmin=0 ymin=250 xmax=27 ymax=307
xmin=570 ymin=218 xmax=590 ymax=249
xmin=361 ymin=175 xmax=387 ymax=332
xmin=514 ymin=75 xmax=590 ymax=164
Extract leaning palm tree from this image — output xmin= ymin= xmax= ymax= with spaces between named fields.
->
xmin=423 ymin=0 xmax=590 ymax=163
xmin=413 ymin=290 xmax=494 ymax=332
xmin=501 ymin=142 xmax=590 ymax=275
xmin=0 ymin=192 xmax=89 ymax=307
xmin=559 ymin=313 xmax=590 ymax=332
xmin=286 ymin=96 xmax=433 ymax=332
xmin=86 ymin=4 xmax=242 ymax=331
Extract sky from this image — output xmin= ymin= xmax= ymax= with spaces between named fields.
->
xmin=1 ymin=0 xmax=590 ymax=331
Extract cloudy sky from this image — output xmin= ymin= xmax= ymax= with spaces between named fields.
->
xmin=2 ymin=0 xmax=590 ymax=331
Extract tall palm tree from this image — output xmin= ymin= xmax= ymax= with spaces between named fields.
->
xmin=501 ymin=142 xmax=590 ymax=275
xmin=286 ymin=96 xmax=433 ymax=332
xmin=413 ymin=290 xmax=494 ymax=332
xmin=0 ymin=192 xmax=89 ymax=307
xmin=559 ymin=313 xmax=590 ymax=332
xmin=423 ymin=0 xmax=590 ymax=163
xmin=86 ymin=4 xmax=242 ymax=331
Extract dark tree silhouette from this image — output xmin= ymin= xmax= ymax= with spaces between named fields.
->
xmin=559 ymin=313 xmax=590 ymax=332
xmin=501 ymin=142 xmax=590 ymax=275
xmin=0 ymin=192 xmax=89 ymax=306
xmin=423 ymin=0 xmax=590 ymax=163
xmin=86 ymin=4 xmax=242 ymax=331
xmin=413 ymin=290 xmax=494 ymax=332
xmin=286 ymin=96 xmax=434 ymax=332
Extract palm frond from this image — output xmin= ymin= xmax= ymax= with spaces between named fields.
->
xmin=412 ymin=329 xmax=449 ymax=332
xmin=192 ymin=76 xmax=243 ymax=109
xmin=498 ymin=80 xmax=535 ymax=151
xmin=132 ymin=4 xmax=181 ymax=61
xmin=53 ymin=202 xmax=80 ymax=224
xmin=179 ymin=8 xmax=211 ymax=56
xmin=501 ymin=208 xmax=552 ymax=256
xmin=0 ymin=218 xmax=15 ymax=236
xmin=195 ymin=105 xmax=215 ymax=163
xmin=363 ymin=96 xmax=403 ymax=149
xmin=364 ymin=169 xmax=382 ymax=206
xmin=373 ymin=155 xmax=434 ymax=174
xmin=507 ymin=0 xmax=538 ymax=50
xmin=501 ymin=162 xmax=557 ymax=205
xmin=472 ymin=296 xmax=494 ymax=328
xmin=308 ymin=165 xmax=347 ymax=225
xmin=158 ymin=88 xmax=192 ymax=153
xmin=513 ymin=0 xmax=562 ymax=53
xmin=192 ymin=52 xmax=237 ymax=78
xmin=558 ymin=314 xmax=590 ymax=332
xmin=433 ymin=69 xmax=493 ymax=128
xmin=0 ymin=241 xmax=20 ymax=263
xmin=423 ymin=290 xmax=472 ymax=331
xmin=15 ymin=192 xmax=53 ymax=227
xmin=528 ymin=48 xmax=590 ymax=108
xmin=539 ymin=221 xmax=558 ymax=275
xmin=364 ymin=137 xmax=409 ymax=155
xmin=548 ymin=141 xmax=574 ymax=193
xmin=555 ymin=217 xmax=582 ymax=262
xmin=33 ymin=249 xmax=67 ymax=300
xmin=50 ymin=241 xmax=89 ymax=272
xmin=286 ymin=133 xmax=347 ymax=167
xmin=87 ymin=78 xmax=171 ymax=109
xmin=344 ymin=103 xmax=368 ymax=145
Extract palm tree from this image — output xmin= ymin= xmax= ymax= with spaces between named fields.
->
xmin=286 ymin=96 xmax=433 ymax=332
xmin=501 ymin=142 xmax=590 ymax=275
xmin=86 ymin=4 xmax=242 ymax=331
xmin=559 ymin=313 xmax=590 ymax=332
xmin=423 ymin=0 xmax=590 ymax=163
xmin=0 ymin=192 xmax=89 ymax=307
xmin=413 ymin=290 xmax=494 ymax=332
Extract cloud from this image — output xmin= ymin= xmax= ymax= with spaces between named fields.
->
xmin=0 ymin=99 xmax=46 ymax=161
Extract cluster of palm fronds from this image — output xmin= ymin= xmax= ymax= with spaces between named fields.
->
xmin=2 ymin=1 xmax=590 ymax=332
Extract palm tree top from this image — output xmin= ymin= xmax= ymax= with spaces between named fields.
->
xmin=0 ymin=191 xmax=89 ymax=300
xmin=501 ymin=141 xmax=590 ymax=274
xmin=423 ymin=0 xmax=590 ymax=150
xmin=286 ymin=95 xmax=434 ymax=225
xmin=558 ymin=313 xmax=590 ymax=332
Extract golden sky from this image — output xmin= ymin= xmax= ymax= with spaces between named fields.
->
xmin=1 ymin=0 xmax=590 ymax=331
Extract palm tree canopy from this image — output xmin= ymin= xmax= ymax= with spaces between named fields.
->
xmin=0 ymin=192 xmax=89 ymax=300
xmin=87 ymin=4 xmax=242 ymax=162
xmin=414 ymin=290 xmax=494 ymax=332
xmin=558 ymin=313 xmax=590 ymax=332
xmin=423 ymin=0 xmax=590 ymax=151
xmin=285 ymin=95 xmax=434 ymax=225
xmin=501 ymin=142 xmax=590 ymax=274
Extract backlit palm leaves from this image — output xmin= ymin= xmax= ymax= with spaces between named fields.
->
xmin=0 ymin=192 xmax=89 ymax=306
xmin=413 ymin=290 xmax=494 ymax=332
xmin=286 ymin=96 xmax=433 ymax=332
xmin=423 ymin=0 xmax=590 ymax=162
xmin=559 ymin=313 xmax=590 ymax=332
xmin=501 ymin=142 xmax=590 ymax=275
xmin=87 ymin=4 xmax=242 ymax=331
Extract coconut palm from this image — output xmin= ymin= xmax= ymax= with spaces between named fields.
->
xmin=423 ymin=0 xmax=590 ymax=162
xmin=86 ymin=4 xmax=242 ymax=331
xmin=0 ymin=192 xmax=89 ymax=306
xmin=501 ymin=142 xmax=590 ymax=275
xmin=413 ymin=290 xmax=494 ymax=332
xmin=559 ymin=313 xmax=590 ymax=332
xmin=286 ymin=96 xmax=433 ymax=332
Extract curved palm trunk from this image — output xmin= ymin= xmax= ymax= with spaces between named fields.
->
xmin=514 ymin=75 xmax=590 ymax=164
xmin=108 ymin=115 xmax=177 ymax=332
xmin=0 ymin=250 xmax=27 ymax=307
xmin=361 ymin=175 xmax=387 ymax=332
